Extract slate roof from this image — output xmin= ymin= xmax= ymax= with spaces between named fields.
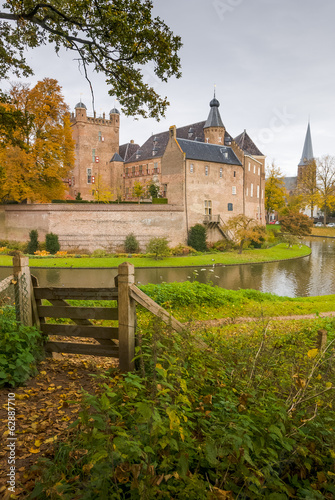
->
xmin=125 ymin=122 xmax=206 ymax=164
xmin=234 ymin=130 xmax=264 ymax=157
xmin=119 ymin=142 xmax=140 ymax=162
xmin=110 ymin=153 xmax=123 ymax=162
xmin=298 ymin=123 xmax=314 ymax=166
xmin=203 ymin=97 xmax=225 ymax=129
xmin=75 ymin=101 xmax=87 ymax=109
xmin=177 ymin=139 xmax=242 ymax=166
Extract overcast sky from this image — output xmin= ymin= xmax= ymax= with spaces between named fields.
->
xmin=3 ymin=0 xmax=335 ymax=176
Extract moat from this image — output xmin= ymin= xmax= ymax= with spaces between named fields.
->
xmin=0 ymin=238 xmax=334 ymax=298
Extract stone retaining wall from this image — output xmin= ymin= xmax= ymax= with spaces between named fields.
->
xmin=0 ymin=204 xmax=187 ymax=252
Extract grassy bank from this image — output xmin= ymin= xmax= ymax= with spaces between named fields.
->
xmin=0 ymin=243 xmax=311 ymax=268
xmin=311 ymin=226 xmax=335 ymax=237
xmin=140 ymin=282 xmax=335 ymax=321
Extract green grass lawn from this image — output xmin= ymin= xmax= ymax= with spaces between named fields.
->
xmin=0 ymin=243 xmax=311 ymax=268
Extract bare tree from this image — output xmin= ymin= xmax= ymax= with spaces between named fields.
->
xmin=316 ymin=155 xmax=335 ymax=226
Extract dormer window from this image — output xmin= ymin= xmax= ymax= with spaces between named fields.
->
xmin=188 ymin=127 xmax=195 ymax=139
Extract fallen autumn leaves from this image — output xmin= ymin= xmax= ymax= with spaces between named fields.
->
xmin=0 ymin=354 xmax=117 ymax=498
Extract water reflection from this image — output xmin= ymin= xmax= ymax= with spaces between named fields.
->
xmin=0 ymin=238 xmax=334 ymax=298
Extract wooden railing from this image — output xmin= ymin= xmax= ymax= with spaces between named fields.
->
xmin=12 ymin=256 xmax=184 ymax=372
xmin=203 ymin=214 xmax=220 ymax=224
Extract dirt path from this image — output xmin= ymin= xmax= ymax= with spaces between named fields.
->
xmin=190 ymin=311 xmax=335 ymax=329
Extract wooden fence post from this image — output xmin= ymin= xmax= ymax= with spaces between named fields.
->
xmin=118 ymin=262 xmax=135 ymax=372
xmin=13 ymin=255 xmax=33 ymax=326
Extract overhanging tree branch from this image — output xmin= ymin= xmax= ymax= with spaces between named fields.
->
xmin=0 ymin=0 xmax=182 ymax=119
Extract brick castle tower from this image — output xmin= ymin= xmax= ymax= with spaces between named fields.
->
xmin=69 ymin=102 xmax=121 ymax=200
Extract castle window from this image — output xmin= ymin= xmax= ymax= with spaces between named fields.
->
xmin=258 ymin=167 xmax=260 ymax=175
xmin=228 ymin=203 xmax=233 ymax=211
xmin=154 ymin=162 xmax=158 ymax=174
xmin=257 ymin=185 xmax=260 ymax=198
xmin=233 ymin=170 xmax=236 ymax=177
xmin=250 ymin=183 xmax=254 ymax=197
xmin=218 ymin=137 xmax=222 ymax=143
xmin=204 ymin=200 xmax=212 ymax=216
xmin=190 ymin=164 xmax=194 ymax=173
xmin=139 ymin=165 xmax=143 ymax=175
xmin=253 ymin=165 xmax=256 ymax=174
xmin=98 ymin=131 xmax=102 ymax=142
xmin=92 ymin=149 xmax=96 ymax=162
xmin=205 ymin=166 xmax=209 ymax=176
xmin=232 ymin=186 xmax=236 ymax=195
xmin=219 ymin=168 xmax=223 ymax=178
xmin=132 ymin=166 xmax=135 ymax=175
xmin=87 ymin=168 xmax=92 ymax=184
xmin=248 ymin=162 xmax=251 ymax=171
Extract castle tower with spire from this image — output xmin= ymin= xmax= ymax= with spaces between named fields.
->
xmin=298 ymin=122 xmax=314 ymax=179
xmin=203 ymin=92 xmax=226 ymax=145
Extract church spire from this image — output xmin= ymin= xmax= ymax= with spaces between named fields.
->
xmin=298 ymin=122 xmax=314 ymax=166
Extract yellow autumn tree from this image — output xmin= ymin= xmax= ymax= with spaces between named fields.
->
xmin=0 ymin=78 xmax=75 ymax=203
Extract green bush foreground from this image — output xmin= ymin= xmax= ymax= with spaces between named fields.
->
xmin=0 ymin=307 xmax=45 ymax=387
xmin=30 ymin=303 xmax=335 ymax=499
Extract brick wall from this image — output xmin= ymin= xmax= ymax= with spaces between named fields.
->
xmin=0 ymin=204 xmax=186 ymax=252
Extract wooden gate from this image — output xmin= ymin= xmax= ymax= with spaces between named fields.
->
xmin=12 ymin=256 xmax=183 ymax=372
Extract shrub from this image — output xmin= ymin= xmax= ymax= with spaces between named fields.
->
xmin=146 ymin=237 xmax=169 ymax=259
xmin=91 ymin=249 xmax=109 ymax=258
xmin=152 ymin=198 xmax=168 ymax=204
xmin=148 ymin=182 xmax=159 ymax=198
xmin=187 ymin=224 xmax=207 ymax=252
xmin=170 ymin=244 xmax=197 ymax=256
xmin=124 ymin=233 xmax=139 ymax=253
xmin=0 ymin=306 xmax=45 ymax=387
xmin=45 ymin=233 xmax=60 ymax=254
xmin=27 ymin=229 xmax=39 ymax=254
xmin=75 ymin=192 xmax=83 ymax=201
xmin=209 ymin=239 xmax=233 ymax=252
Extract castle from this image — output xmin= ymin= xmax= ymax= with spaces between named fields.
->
xmin=0 ymin=96 xmax=267 ymax=251
xmin=69 ymin=95 xmax=266 ymax=233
